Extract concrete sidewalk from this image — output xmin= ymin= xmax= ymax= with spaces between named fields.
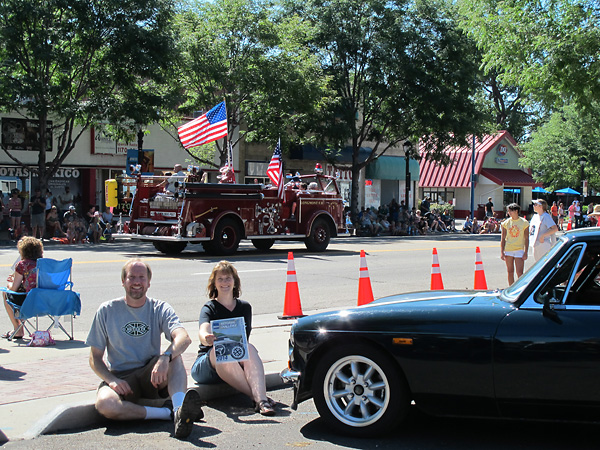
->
xmin=0 ymin=313 xmax=294 ymax=443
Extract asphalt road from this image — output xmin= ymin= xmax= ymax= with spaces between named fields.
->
xmin=1 ymin=233 xmax=511 ymax=335
xmin=4 ymin=387 xmax=599 ymax=449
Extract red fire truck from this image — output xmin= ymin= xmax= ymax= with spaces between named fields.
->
xmin=113 ymin=170 xmax=345 ymax=255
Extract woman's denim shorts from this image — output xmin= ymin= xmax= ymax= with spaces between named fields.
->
xmin=191 ymin=353 xmax=222 ymax=384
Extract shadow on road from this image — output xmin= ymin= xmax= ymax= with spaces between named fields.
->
xmin=300 ymin=407 xmax=600 ymax=450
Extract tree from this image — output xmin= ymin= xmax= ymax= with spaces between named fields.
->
xmin=171 ymin=0 xmax=329 ymax=167
xmin=475 ymin=70 xmax=539 ymax=143
xmin=0 ymin=0 xmax=177 ymax=191
xmin=457 ymin=0 xmax=600 ymax=116
xmin=520 ymin=102 xmax=600 ymax=192
xmin=285 ymin=0 xmax=483 ymax=219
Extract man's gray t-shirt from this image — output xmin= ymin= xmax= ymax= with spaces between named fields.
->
xmin=86 ymin=297 xmax=183 ymax=373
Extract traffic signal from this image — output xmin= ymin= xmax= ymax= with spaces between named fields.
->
xmin=105 ymin=179 xmax=118 ymax=207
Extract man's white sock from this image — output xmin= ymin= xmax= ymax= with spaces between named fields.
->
xmin=144 ymin=406 xmax=172 ymax=421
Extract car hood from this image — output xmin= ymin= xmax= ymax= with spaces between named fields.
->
xmin=294 ymin=290 xmax=511 ymax=334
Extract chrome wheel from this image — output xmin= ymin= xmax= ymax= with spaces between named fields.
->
xmin=323 ymin=355 xmax=390 ymax=428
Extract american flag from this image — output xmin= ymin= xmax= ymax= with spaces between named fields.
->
xmin=177 ymin=101 xmax=228 ymax=149
xmin=267 ymin=139 xmax=283 ymax=200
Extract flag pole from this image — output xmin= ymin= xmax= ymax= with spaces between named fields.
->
xmin=222 ymin=99 xmax=228 ymax=165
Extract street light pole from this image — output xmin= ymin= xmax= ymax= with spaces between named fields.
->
xmin=580 ymin=156 xmax=587 ymax=201
xmin=403 ymin=141 xmax=412 ymax=209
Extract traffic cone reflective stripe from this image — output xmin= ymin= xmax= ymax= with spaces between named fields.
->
xmin=430 ymin=248 xmax=444 ymax=290
xmin=474 ymin=246 xmax=488 ymax=290
xmin=358 ymin=250 xmax=374 ymax=306
xmin=278 ymin=252 xmax=305 ymax=320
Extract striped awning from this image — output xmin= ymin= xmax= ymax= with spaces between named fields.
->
xmin=418 ymin=131 xmax=535 ymax=188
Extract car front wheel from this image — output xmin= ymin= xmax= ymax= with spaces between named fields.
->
xmin=313 ymin=344 xmax=409 ymax=436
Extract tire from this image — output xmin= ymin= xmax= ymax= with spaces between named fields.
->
xmin=251 ymin=239 xmax=274 ymax=251
xmin=153 ymin=241 xmax=187 ymax=255
xmin=210 ymin=218 xmax=242 ymax=256
xmin=305 ymin=218 xmax=331 ymax=252
xmin=231 ymin=344 xmax=245 ymax=359
xmin=312 ymin=343 xmax=409 ymax=437
xmin=153 ymin=241 xmax=167 ymax=253
xmin=201 ymin=241 xmax=216 ymax=255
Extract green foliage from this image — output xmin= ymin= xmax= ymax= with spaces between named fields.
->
xmin=457 ymin=0 xmax=600 ymax=117
xmin=285 ymin=0 xmax=483 ymax=218
xmin=0 ymin=0 xmax=177 ymax=188
xmin=172 ymin=0 xmax=329 ymax=165
xmin=520 ymin=102 xmax=600 ymax=192
xmin=430 ymin=202 xmax=454 ymax=217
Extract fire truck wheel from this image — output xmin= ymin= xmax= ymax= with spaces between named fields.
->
xmin=153 ymin=241 xmax=187 ymax=255
xmin=153 ymin=242 xmax=167 ymax=253
xmin=210 ymin=217 xmax=242 ymax=255
xmin=305 ymin=218 xmax=331 ymax=252
xmin=251 ymin=239 xmax=274 ymax=251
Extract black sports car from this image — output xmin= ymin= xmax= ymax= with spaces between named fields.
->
xmin=281 ymin=228 xmax=600 ymax=436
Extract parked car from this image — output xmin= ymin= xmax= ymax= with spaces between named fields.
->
xmin=281 ymin=228 xmax=600 ymax=436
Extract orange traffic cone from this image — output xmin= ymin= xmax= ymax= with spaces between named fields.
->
xmin=430 ymin=248 xmax=444 ymax=290
xmin=567 ymin=217 xmax=572 ymax=231
xmin=358 ymin=250 xmax=375 ymax=306
xmin=278 ymin=252 xmax=305 ymax=320
xmin=474 ymin=247 xmax=488 ymax=290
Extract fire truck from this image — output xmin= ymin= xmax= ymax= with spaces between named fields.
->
xmin=111 ymin=169 xmax=345 ymax=255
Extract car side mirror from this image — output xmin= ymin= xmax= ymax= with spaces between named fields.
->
xmin=543 ymin=296 xmax=562 ymax=324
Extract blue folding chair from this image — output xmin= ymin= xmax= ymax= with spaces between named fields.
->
xmin=2 ymin=258 xmax=81 ymax=340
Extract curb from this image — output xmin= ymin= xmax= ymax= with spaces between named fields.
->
xmin=23 ymin=371 xmax=287 ymax=438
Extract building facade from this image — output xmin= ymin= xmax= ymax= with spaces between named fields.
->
xmin=0 ymin=112 xmax=412 ymax=224
xmin=418 ymin=131 xmax=538 ymax=219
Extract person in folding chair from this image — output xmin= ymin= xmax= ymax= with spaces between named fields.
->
xmin=86 ymin=258 xmax=204 ymax=440
xmin=2 ymin=236 xmax=44 ymax=339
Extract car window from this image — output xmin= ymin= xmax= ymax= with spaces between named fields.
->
xmin=501 ymin=237 xmax=566 ymax=302
xmin=565 ymin=245 xmax=600 ymax=305
xmin=534 ymin=245 xmax=585 ymax=305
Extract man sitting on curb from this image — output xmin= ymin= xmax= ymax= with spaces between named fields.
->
xmin=86 ymin=258 xmax=203 ymax=439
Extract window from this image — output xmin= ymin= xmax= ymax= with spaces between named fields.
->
xmin=535 ymin=245 xmax=584 ymax=304
xmin=503 ymin=187 xmax=522 ymax=206
xmin=423 ymin=188 xmax=455 ymax=204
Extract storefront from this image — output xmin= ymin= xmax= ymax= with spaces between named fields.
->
xmin=419 ymin=131 xmax=539 ymax=219
xmin=364 ymin=156 xmax=420 ymax=208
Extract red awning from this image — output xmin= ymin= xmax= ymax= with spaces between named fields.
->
xmin=480 ymin=168 xmax=538 ymax=186
xmin=418 ymin=131 xmax=536 ymax=188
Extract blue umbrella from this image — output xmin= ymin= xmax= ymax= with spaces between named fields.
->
xmin=555 ymin=187 xmax=581 ymax=195
xmin=532 ymin=186 xmax=550 ymax=194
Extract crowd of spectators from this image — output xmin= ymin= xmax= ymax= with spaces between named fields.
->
xmin=348 ymin=198 xmax=458 ymax=237
xmin=0 ymin=187 xmax=116 ymax=244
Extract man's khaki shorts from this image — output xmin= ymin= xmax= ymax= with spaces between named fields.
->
xmin=99 ymin=355 xmax=169 ymax=403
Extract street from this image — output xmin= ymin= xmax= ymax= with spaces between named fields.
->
xmin=4 ymin=387 xmax=600 ymax=449
xmin=5 ymin=233 xmax=594 ymax=449
xmin=1 ymin=233 xmax=512 ymax=335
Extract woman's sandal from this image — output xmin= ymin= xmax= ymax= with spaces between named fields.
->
xmin=255 ymin=399 xmax=276 ymax=416
xmin=2 ymin=331 xmax=23 ymax=339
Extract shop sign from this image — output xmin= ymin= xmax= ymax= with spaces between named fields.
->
xmin=326 ymin=164 xmax=352 ymax=181
xmin=0 ymin=166 xmax=80 ymax=178
xmin=92 ymin=125 xmax=134 ymax=155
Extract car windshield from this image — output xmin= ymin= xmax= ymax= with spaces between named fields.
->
xmin=501 ymin=236 xmax=568 ymax=302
